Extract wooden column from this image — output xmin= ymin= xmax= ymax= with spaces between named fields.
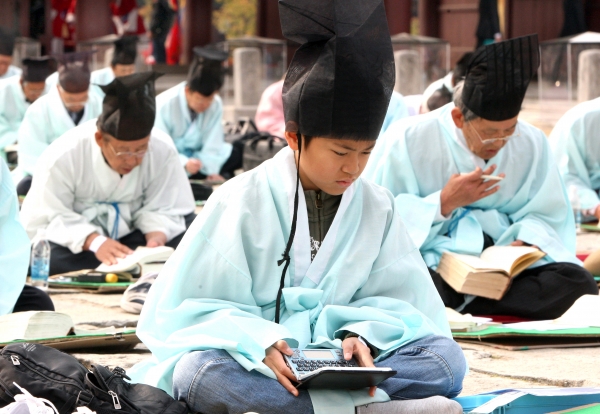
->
xmin=385 ymin=0 xmax=412 ymax=34
xmin=419 ymin=0 xmax=440 ymax=37
xmin=256 ymin=0 xmax=283 ymax=39
xmin=75 ymin=0 xmax=113 ymax=41
xmin=182 ymin=0 xmax=213 ymax=64
xmin=0 ymin=1 xmax=20 ymax=33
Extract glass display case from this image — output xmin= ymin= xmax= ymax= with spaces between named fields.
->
xmin=13 ymin=37 xmax=41 ymax=67
xmin=216 ymin=36 xmax=287 ymax=107
xmin=539 ymin=32 xmax=600 ymax=101
xmin=77 ymin=34 xmax=150 ymax=73
xmin=390 ymin=33 xmax=451 ymax=94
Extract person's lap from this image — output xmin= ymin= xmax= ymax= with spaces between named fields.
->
xmin=48 ymin=213 xmax=197 ymax=275
xmin=172 ymin=335 xmax=465 ymax=414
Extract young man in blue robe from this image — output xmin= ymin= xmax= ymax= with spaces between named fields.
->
xmin=16 ymin=51 xmax=102 ymax=195
xmin=90 ymin=36 xmax=138 ymax=99
xmin=364 ymin=35 xmax=598 ymax=319
xmin=0 ymin=29 xmax=21 ymax=81
xmin=154 ymin=47 xmax=242 ymax=181
xmin=0 ymin=57 xmax=54 ymax=162
xmin=0 ymin=157 xmax=54 ymax=316
xmin=549 ymin=97 xmax=600 ymax=221
xmin=130 ymin=1 xmax=466 ymax=414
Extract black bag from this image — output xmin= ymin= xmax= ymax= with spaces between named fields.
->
xmin=0 ymin=343 xmax=187 ymax=414
xmin=190 ymin=181 xmax=213 ymax=201
xmin=242 ymin=133 xmax=287 ymax=171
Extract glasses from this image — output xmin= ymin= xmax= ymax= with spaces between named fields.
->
xmin=108 ymin=141 xmax=148 ymax=159
xmin=468 ymin=122 xmax=520 ymax=146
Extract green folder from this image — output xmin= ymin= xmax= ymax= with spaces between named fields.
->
xmin=453 ymin=326 xmax=600 ymax=350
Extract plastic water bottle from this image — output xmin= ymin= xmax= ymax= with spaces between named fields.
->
xmin=569 ymin=186 xmax=582 ymax=231
xmin=30 ymin=229 xmax=51 ymax=291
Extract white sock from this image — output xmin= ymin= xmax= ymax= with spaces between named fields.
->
xmin=356 ymin=396 xmax=463 ymax=414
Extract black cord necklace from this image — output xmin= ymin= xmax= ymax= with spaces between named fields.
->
xmin=275 ymin=134 xmax=303 ymax=324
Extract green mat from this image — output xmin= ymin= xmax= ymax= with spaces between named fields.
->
xmin=0 ymin=329 xmax=139 ymax=352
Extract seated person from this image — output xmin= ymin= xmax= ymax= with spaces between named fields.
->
xmin=0 ymin=28 xmax=22 ymax=80
xmin=155 ymin=47 xmax=241 ymax=181
xmin=549 ymin=96 xmax=600 ymax=220
xmin=420 ymin=52 xmax=473 ymax=113
xmin=364 ymin=35 xmax=598 ymax=320
xmin=129 ymin=2 xmax=466 ymax=413
xmin=20 ymin=72 xmax=196 ymax=276
xmin=255 ymin=79 xmax=285 ymax=138
xmin=379 ymin=91 xmax=409 ymax=136
xmin=16 ymin=51 xmax=102 ymax=195
xmin=90 ymin=35 xmax=138 ymax=99
xmin=0 ymin=57 xmax=54 ymax=162
xmin=0 ymin=157 xmax=54 ymax=315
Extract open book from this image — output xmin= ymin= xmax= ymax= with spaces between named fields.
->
xmin=437 ymin=246 xmax=546 ymax=300
xmin=95 ymin=246 xmax=174 ymax=275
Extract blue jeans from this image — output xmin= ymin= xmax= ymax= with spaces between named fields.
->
xmin=172 ymin=335 xmax=466 ymax=414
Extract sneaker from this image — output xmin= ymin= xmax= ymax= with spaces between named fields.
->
xmin=120 ymin=272 xmax=159 ymax=314
xmin=0 ymin=383 xmax=58 ymax=414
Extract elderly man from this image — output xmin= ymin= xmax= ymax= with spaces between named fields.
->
xmin=364 ymin=35 xmax=597 ymax=320
xmin=20 ymin=72 xmax=195 ymax=275
xmin=0 ymin=57 xmax=54 ymax=161
xmin=0 ymin=28 xmax=21 ymax=80
xmin=16 ymin=51 xmax=102 ymax=195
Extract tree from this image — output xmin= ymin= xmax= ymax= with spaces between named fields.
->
xmin=213 ymin=0 xmax=256 ymax=39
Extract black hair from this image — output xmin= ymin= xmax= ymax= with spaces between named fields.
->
xmin=452 ymin=52 xmax=474 ymax=86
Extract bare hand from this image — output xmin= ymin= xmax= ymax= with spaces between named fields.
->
xmin=185 ymin=158 xmax=202 ymax=175
xmin=594 ymin=205 xmax=600 ymax=220
xmin=263 ymin=340 xmax=298 ymax=396
xmin=510 ymin=240 xmax=539 ymax=250
xmin=95 ymin=239 xmax=133 ymax=265
xmin=145 ymin=231 xmax=167 ymax=247
xmin=342 ymin=337 xmax=377 ymax=397
xmin=206 ymin=173 xmax=226 ymax=183
xmin=440 ymin=165 xmax=505 ymax=216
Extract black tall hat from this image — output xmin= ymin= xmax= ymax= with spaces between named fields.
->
xmin=112 ymin=36 xmax=138 ymax=66
xmin=279 ymin=0 xmax=395 ymax=140
xmin=97 ymin=72 xmax=163 ymax=141
xmin=0 ymin=28 xmax=15 ymax=56
xmin=56 ymin=51 xmax=94 ymax=93
xmin=22 ymin=57 xmax=55 ymax=82
xmin=187 ymin=47 xmax=228 ymax=96
xmin=462 ymin=34 xmax=539 ymax=121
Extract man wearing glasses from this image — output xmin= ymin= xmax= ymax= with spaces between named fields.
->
xmin=20 ymin=72 xmax=195 ymax=275
xmin=364 ymin=35 xmax=597 ymax=319
xmin=16 ymin=51 xmax=102 ymax=195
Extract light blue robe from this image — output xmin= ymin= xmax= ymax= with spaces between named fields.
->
xmin=363 ymin=103 xmax=579 ymax=270
xmin=0 ymin=65 xmax=21 ymax=81
xmin=0 ymin=76 xmax=29 ymax=161
xmin=90 ymin=67 xmax=115 ymax=100
xmin=549 ymin=97 xmax=600 ymax=212
xmin=130 ymin=147 xmax=450 ymax=413
xmin=0 ymin=158 xmax=30 ymax=315
xmin=17 ymin=84 xmax=102 ymax=176
xmin=380 ymin=91 xmax=409 ymax=136
xmin=154 ymin=82 xmax=231 ymax=175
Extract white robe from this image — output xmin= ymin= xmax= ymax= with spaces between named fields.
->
xmin=17 ymin=84 xmax=102 ymax=176
xmin=549 ymin=97 xmax=600 ymax=212
xmin=0 ymin=158 xmax=30 ymax=315
xmin=90 ymin=67 xmax=115 ymax=100
xmin=155 ymin=82 xmax=232 ymax=175
xmin=0 ymin=76 xmax=29 ymax=160
xmin=129 ymin=147 xmax=451 ymax=413
xmin=20 ymin=119 xmax=195 ymax=254
xmin=0 ymin=65 xmax=22 ymax=81
xmin=364 ymin=103 xmax=579 ymax=269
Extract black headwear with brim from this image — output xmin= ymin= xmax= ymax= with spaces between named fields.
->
xmin=187 ymin=47 xmax=228 ymax=96
xmin=22 ymin=57 xmax=55 ymax=83
xmin=56 ymin=51 xmax=94 ymax=93
xmin=279 ymin=0 xmax=395 ymax=140
xmin=112 ymin=36 xmax=138 ymax=66
xmin=97 ymin=72 xmax=163 ymax=141
xmin=462 ymin=34 xmax=539 ymax=121
xmin=0 ymin=28 xmax=15 ymax=56
xmin=273 ymin=0 xmax=394 ymax=324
